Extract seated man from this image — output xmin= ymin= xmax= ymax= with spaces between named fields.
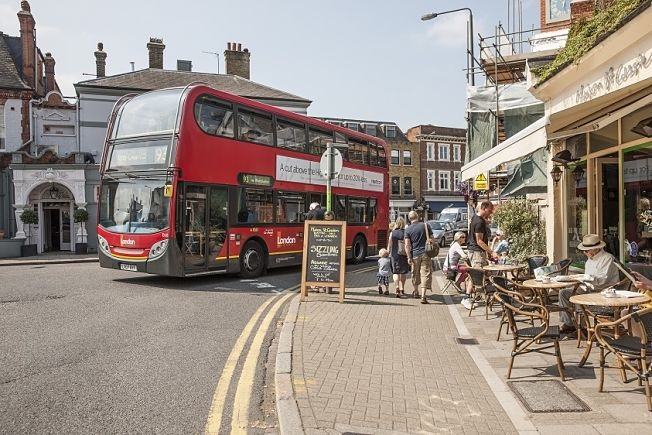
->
xmin=558 ymin=234 xmax=620 ymax=333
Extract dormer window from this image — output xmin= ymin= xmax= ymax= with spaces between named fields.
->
xmin=345 ymin=122 xmax=359 ymax=131
xmin=363 ymin=123 xmax=377 ymax=136
xmin=384 ymin=125 xmax=396 ymax=138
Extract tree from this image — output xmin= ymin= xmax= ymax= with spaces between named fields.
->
xmin=492 ymin=198 xmax=546 ymax=263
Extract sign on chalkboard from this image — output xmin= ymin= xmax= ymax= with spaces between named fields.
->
xmin=301 ymin=220 xmax=347 ymax=303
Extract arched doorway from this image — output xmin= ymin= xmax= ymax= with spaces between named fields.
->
xmin=32 ymin=183 xmax=74 ymax=252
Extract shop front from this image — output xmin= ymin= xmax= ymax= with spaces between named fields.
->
xmin=531 ymin=3 xmax=652 ymax=271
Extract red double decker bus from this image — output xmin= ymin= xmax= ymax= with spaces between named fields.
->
xmin=97 ymin=84 xmax=389 ymax=277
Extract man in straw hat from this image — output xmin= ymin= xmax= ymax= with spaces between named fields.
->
xmin=558 ymin=233 xmax=620 ymax=333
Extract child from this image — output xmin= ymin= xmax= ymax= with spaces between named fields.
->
xmin=377 ymin=248 xmax=392 ymax=295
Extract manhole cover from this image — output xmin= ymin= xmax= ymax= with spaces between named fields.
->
xmin=455 ymin=337 xmax=479 ymax=345
xmin=508 ymin=380 xmax=590 ymax=413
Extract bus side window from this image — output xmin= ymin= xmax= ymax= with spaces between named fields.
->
xmin=194 ymin=95 xmax=234 ymax=138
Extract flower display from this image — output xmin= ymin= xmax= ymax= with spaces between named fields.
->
xmin=641 ymin=209 xmax=652 ymax=227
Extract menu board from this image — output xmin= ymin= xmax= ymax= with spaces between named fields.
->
xmin=301 ymin=220 xmax=347 ymax=303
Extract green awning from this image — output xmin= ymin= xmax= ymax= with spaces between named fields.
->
xmin=500 ymin=147 xmax=548 ymax=198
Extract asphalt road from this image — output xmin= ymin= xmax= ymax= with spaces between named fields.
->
xmin=0 ymin=259 xmax=381 ymax=434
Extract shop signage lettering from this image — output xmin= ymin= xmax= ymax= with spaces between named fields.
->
xmin=238 ymin=173 xmax=274 ymax=187
xmin=576 ymin=52 xmax=652 ymax=104
xmin=301 ymin=221 xmax=347 ymax=303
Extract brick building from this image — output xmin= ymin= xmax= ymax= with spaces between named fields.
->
xmin=406 ymin=125 xmax=466 ymax=220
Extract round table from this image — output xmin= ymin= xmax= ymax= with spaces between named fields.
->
xmin=483 ymin=264 xmax=525 ymax=279
xmin=523 ymin=278 xmax=582 ymax=314
xmin=570 ymin=292 xmax=651 ymax=367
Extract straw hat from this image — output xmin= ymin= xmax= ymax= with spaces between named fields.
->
xmin=577 ymin=234 xmax=606 ymax=251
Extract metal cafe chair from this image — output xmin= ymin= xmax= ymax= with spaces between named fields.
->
xmin=467 ymin=267 xmax=497 ymax=320
xmin=494 ymin=290 xmax=566 ymax=381
xmin=594 ymin=307 xmax=652 ymax=411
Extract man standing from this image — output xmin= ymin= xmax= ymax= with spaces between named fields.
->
xmin=306 ymin=202 xmax=325 ymax=220
xmin=405 ymin=210 xmax=434 ymax=304
xmin=467 ymin=201 xmax=497 ymax=267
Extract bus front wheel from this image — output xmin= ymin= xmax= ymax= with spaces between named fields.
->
xmin=350 ymin=235 xmax=367 ymax=264
xmin=240 ymin=241 xmax=266 ymax=278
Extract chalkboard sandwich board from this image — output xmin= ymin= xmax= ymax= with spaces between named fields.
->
xmin=301 ymin=220 xmax=347 ymax=303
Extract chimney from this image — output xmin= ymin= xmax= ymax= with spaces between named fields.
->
xmin=44 ymin=52 xmax=55 ymax=94
xmin=147 ymin=37 xmax=165 ymax=69
xmin=94 ymin=42 xmax=107 ymax=78
xmin=224 ymin=41 xmax=250 ymax=79
xmin=17 ymin=0 xmax=36 ymax=89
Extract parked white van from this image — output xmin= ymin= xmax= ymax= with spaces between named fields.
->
xmin=438 ymin=206 xmax=472 ymax=232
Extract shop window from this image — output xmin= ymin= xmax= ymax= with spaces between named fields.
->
xmin=589 ymin=121 xmax=618 ymax=153
xmin=623 ymin=145 xmax=652 ymax=271
xmin=566 ymin=134 xmax=587 ymax=160
xmin=565 ymin=161 xmax=588 ymax=268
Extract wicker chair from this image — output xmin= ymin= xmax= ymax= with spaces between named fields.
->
xmin=514 ymin=255 xmax=549 ymax=281
xmin=490 ymin=276 xmax=536 ymax=341
xmin=494 ymin=290 xmax=565 ymax=381
xmin=467 ymin=267 xmax=496 ymax=319
xmin=594 ymin=307 xmax=652 ymax=411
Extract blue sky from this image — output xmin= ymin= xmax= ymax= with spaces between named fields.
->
xmin=0 ymin=0 xmax=539 ymax=131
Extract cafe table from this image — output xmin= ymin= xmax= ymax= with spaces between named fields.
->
xmin=522 ymin=278 xmax=581 ymax=308
xmin=482 ymin=263 xmax=525 ymax=278
xmin=569 ymin=291 xmax=651 ymax=367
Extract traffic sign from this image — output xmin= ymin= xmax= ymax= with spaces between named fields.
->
xmin=320 ymin=148 xmax=343 ymax=179
xmin=474 ymin=173 xmax=488 ymax=190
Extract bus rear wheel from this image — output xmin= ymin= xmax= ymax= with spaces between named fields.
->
xmin=240 ymin=240 xmax=266 ymax=278
xmin=350 ymin=235 xmax=367 ymax=264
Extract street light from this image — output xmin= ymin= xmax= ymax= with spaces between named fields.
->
xmin=421 ymin=8 xmax=475 ymax=85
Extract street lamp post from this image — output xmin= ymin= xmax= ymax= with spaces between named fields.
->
xmin=421 ymin=8 xmax=475 ymax=86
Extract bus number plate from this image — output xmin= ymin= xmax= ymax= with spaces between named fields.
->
xmin=120 ymin=263 xmax=138 ymax=272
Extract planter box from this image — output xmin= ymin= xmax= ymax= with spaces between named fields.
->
xmin=21 ymin=244 xmax=38 ymax=257
xmin=0 ymin=239 xmax=25 ymax=258
xmin=75 ymin=243 xmax=88 ymax=255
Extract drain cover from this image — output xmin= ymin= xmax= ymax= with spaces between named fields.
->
xmin=455 ymin=337 xmax=479 ymax=345
xmin=508 ymin=380 xmax=590 ymax=413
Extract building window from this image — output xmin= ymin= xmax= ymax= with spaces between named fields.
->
xmin=390 ymin=150 xmax=400 ymax=165
xmin=454 ymin=171 xmax=461 ymax=190
xmin=364 ymin=124 xmax=377 ymax=136
xmin=439 ymin=171 xmax=450 ymax=191
xmin=453 ymin=144 xmax=461 ymax=162
xmin=427 ymin=142 xmax=435 ymax=161
xmin=427 ymin=170 xmax=435 ymax=191
xmin=403 ymin=150 xmax=412 ymax=166
xmin=346 ymin=122 xmax=359 ymax=131
xmin=439 ymin=143 xmax=450 ymax=161
xmin=404 ymin=177 xmax=412 ymax=196
xmin=391 ymin=177 xmax=400 ymax=195
xmin=384 ymin=125 xmax=396 ymax=138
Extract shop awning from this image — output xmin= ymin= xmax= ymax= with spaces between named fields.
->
xmin=499 ymin=147 xmax=548 ymax=197
xmin=428 ymin=201 xmax=467 ymax=213
xmin=461 ymin=116 xmax=549 ymax=181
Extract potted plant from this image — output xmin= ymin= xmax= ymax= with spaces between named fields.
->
xmin=74 ymin=208 xmax=89 ymax=254
xmin=491 ymin=198 xmax=546 ymax=264
xmin=20 ymin=207 xmax=38 ymax=257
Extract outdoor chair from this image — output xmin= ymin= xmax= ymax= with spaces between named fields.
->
xmin=575 ymin=272 xmax=634 ymax=349
xmin=514 ymin=254 xmax=548 ymax=281
xmin=467 ymin=267 xmax=496 ymax=320
xmin=490 ymin=276 xmax=537 ymax=341
xmin=441 ymin=268 xmax=466 ymax=295
xmin=540 ymin=258 xmax=572 ymax=305
xmin=594 ymin=307 xmax=652 ymax=411
xmin=493 ymin=290 xmax=565 ymax=381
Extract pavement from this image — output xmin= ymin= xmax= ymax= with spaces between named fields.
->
xmin=277 ymin=266 xmax=652 ymax=434
xmin=0 ymin=251 xmax=98 ymax=267
xmin=6 ymin=254 xmax=652 ymax=433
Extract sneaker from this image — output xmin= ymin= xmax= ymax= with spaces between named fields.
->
xmin=420 ymin=297 xmax=429 ymax=304
xmin=378 ymin=286 xmax=383 ymax=295
xmin=461 ymin=298 xmax=473 ymax=310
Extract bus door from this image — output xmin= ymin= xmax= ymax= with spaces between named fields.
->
xmin=183 ymin=185 xmax=208 ymax=271
xmin=207 ymin=186 xmax=228 ymax=270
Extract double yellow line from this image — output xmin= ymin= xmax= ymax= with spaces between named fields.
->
xmin=204 ymin=291 xmax=295 ymax=434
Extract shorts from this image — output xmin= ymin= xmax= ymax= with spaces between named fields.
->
xmin=377 ymin=275 xmax=390 ymax=286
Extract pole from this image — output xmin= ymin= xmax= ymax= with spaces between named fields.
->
xmin=468 ymin=9 xmax=474 ymax=86
xmin=326 ymin=142 xmax=333 ymax=212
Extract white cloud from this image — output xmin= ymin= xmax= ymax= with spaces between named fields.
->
xmin=424 ymin=13 xmax=470 ymax=48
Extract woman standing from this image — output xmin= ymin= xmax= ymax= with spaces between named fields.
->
xmin=387 ymin=217 xmax=409 ymax=297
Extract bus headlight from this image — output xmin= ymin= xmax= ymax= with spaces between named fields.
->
xmin=148 ymin=239 xmax=168 ymax=260
xmin=98 ymin=235 xmax=111 ymax=255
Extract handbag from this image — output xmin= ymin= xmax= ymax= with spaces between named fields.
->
xmin=424 ymin=222 xmax=439 ymax=258
xmin=397 ymin=235 xmax=407 ymax=256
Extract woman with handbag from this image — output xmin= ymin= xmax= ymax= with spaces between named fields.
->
xmin=387 ymin=217 xmax=409 ymax=297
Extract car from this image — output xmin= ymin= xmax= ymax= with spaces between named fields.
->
xmin=426 ymin=220 xmax=456 ymax=247
xmin=489 ymin=223 xmax=499 ymax=239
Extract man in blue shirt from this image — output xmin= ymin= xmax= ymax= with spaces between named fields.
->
xmin=405 ymin=210 xmax=434 ymax=304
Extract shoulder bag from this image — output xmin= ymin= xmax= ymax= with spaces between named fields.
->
xmin=396 ymin=230 xmax=407 ymax=256
xmin=424 ymin=222 xmax=439 ymax=258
